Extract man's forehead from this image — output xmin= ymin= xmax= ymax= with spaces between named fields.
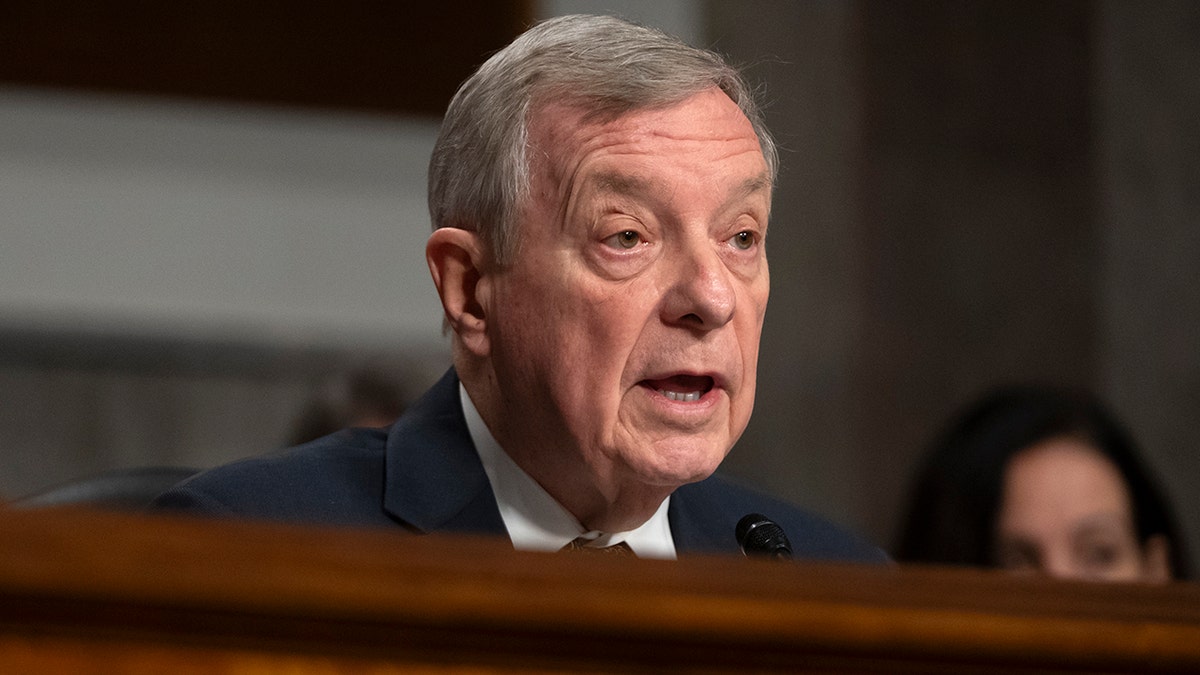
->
xmin=527 ymin=93 xmax=766 ymax=182
xmin=585 ymin=169 xmax=772 ymax=203
xmin=529 ymin=87 xmax=747 ymax=142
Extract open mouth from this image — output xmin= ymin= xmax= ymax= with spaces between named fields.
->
xmin=641 ymin=374 xmax=715 ymax=402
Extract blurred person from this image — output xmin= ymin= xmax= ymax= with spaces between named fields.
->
xmin=895 ymin=384 xmax=1187 ymax=582
xmin=154 ymin=15 xmax=884 ymax=563
xmin=286 ymin=359 xmax=413 ymax=446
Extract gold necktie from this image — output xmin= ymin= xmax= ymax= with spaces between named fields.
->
xmin=560 ymin=537 xmax=636 ymax=556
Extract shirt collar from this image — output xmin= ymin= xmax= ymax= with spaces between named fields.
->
xmin=460 ymin=383 xmax=676 ymax=559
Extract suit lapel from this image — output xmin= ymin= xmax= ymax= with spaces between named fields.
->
xmin=669 ymin=480 xmax=739 ymax=555
xmin=382 ymin=369 xmax=746 ymax=555
xmin=382 ymin=369 xmax=507 ymax=536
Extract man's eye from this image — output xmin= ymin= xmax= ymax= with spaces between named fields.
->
xmin=730 ymin=231 xmax=756 ymax=250
xmin=605 ymin=230 xmax=642 ymax=249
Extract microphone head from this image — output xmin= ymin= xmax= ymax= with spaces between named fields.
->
xmin=736 ymin=513 xmax=793 ymax=559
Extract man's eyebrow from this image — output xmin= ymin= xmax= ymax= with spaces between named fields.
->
xmin=732 ymin=173 xmax=773 ymax=202
xmin=586 ymin=171 xmax=772 ymax=202
xmin=588 ymin=171 xmax=658 ymax=197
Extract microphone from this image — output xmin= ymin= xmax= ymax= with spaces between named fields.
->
xmin=736 ymin=513 xmax=793 ymax=559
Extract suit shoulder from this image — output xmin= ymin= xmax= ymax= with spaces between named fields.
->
xmin=152 ymin=427 xmax=392 ymax=526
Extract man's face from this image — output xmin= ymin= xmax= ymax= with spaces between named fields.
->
xmin=482 ymin=87 xmax=771 ymax=505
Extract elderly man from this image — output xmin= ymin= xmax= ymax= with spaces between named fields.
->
xmin=155 ymin=15 xmax=884 ymax=562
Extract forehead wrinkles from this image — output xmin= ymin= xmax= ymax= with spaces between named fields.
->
xmin=525 ymin=96 xmax=768 ymax=229
xmin=562 ymin=135 xmax=763 ymax=191
xmin=530 ymin=95 xmax=760 ymax=172
xmin=585 ymin=170 xmax=772 ymax=216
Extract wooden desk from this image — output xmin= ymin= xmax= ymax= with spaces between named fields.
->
xmin=1 ymin=507 xmax=1198 ymax=673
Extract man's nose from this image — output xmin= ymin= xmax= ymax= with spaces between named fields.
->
xmin=660 ymin=242 xmax=736 ymax=330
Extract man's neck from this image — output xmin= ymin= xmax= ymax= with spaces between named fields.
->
xmin=458 ymin=379 xmax=676 ymax=558
xmin=458 ymin=365 xmax=671 ymax=530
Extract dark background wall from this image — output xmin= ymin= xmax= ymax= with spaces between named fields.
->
xmin=2 ymin=1 xmax=1197 ymax=566
xmin=711 ymin=0 xmax=1200 ymax=565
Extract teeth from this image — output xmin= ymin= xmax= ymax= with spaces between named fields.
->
xmin=660 ymin=390 xmax=701 ymax=402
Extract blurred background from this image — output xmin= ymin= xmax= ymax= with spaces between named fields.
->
xmin=1 ymin=0 xmax=1197 ymax=564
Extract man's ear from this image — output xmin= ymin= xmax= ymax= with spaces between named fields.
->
xmin=426 ymin=227 xmax=491 ymax=357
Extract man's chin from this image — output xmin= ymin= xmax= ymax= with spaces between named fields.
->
xmin=629 ymin=444 xmax=728 ymax=489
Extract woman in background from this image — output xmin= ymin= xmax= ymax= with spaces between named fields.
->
xmin=894 ymin=385 xmax=1188 ymax=582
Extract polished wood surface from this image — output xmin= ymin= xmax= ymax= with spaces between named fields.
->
xmin=1 ymin=506 xmax=1198 ymax=673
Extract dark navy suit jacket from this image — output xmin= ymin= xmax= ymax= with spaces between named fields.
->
xmin=155 ymin=369 xmax=886 ymax=563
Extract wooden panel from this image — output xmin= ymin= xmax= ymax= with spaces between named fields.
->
xmin=1 ymin=506 xmax=1199 ymax=673
xmin=853 ymin=0 xmax=1101 ymax=542
xmin=0 ymin=1 xmax=532 ymax=116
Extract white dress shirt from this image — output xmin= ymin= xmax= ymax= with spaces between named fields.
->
xmin=460 ymin=383 xmax=677 ymax=559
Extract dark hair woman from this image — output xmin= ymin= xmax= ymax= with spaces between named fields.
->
xmin=895 ymin=385 xmax=1188 ymax=582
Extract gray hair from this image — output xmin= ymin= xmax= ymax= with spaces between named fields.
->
xmin=427 ymin=13 xmax=778 ymax=265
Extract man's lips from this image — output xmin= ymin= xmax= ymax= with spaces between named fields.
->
xmin=640 ymin=374 xmax=716 ymax=402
